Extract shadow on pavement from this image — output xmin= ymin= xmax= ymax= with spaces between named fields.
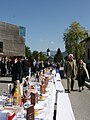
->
xmin=65 ymin=89 xmax=78 ymax=93
xmin=0 ymin=81 xmax=12 ymax=83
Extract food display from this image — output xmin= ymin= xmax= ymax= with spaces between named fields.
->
xmin=39 ymin=95 xmax=46 ymax=101
xmin=0 ymin=66 xmax=55 ymax=120
xmin=31 ymin=92 xmax=38 ymax=105
xmin=34 ymin=108 xmax=39 ymax=116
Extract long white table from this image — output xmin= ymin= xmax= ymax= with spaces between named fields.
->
xmin=0 ymin=70 xmax=74 ymax=120
xmin=54 ymin=73 xmax=65 ymax=93
xmin=56 ymin=93 xmax=75 ymax=120
xmin=12 ymin=80 xmax=56 ymax=120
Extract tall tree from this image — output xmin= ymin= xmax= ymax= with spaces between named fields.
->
xmin=63 ymin=21 xmax=88 ymax=59
xmin=33 ymin=51 xmax=39 ymax=60
xmin=54 ymin=48 xmax=63 ymax=63
xmin=39 ymin=51 xmax=47 ymax=61
xmin=25 ymin=45 xmax=32 ymax=59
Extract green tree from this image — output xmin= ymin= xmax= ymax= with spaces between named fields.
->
xmin=25 ymin=45 xmax=32 ymax=59
xmin=39 ymin=51 xmax=47 ymax=61
xmin=33 ymin=51 xmax=39 ymax=60
xmin=54 ymin=48 xmax=63 ymax=63
xmin=63 ymin=21 xmax=88 ymax=59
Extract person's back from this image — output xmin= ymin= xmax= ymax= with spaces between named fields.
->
xmin=16 ymin=58 xmax=23 ymax=83
xmin=22 ymin=59 xmax=29 ymax=77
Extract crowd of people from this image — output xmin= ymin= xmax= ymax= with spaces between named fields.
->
xmin=0 ymin=56 xmax=53 ymax=95
xmin=0 ymin=54 xmax=89 ymax=93
xmin=0 ymin=57 xmax=51 ymax=82
xmin=0 ymin=57 xmax=31 ymax=81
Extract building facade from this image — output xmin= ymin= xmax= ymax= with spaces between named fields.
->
xmin=81 ymin=37 xmax=90 ymax=75
xmin=0 ymin=22 xmax=25 ymax=57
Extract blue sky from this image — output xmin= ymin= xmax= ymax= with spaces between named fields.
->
xmin=0 ymin=0 xmax=90 ymax=52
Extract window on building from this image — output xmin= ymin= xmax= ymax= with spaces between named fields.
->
xmin=0 ymin=42 xmax=3 ymax=52
xmin=88 ymin=49 xmax=90 ymax=60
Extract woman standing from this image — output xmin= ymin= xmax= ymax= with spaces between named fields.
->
xmin=77 ymin=59 xmax=89 ymax=92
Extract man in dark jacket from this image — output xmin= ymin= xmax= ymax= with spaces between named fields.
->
xmin=16 ymin=57 xmax=23 ymax=83
xmin=22 ymin=57 xmax=29 ymax=77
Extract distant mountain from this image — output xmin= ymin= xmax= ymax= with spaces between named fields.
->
xmin=43 ymin=50 xmax=67 ymax=57
xmin=50 ymin=51 xmax=57 ymax=56
xmin=62 ymin=51 xmax=68 ymax=58
xmin=43 ymin=50 xmax=56 ymax=56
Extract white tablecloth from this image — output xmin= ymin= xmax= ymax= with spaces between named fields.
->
xmin=56 ymin=93 xmax=75 ymax=120
xmin=54 ymin=73 xmax=65 ymax=93
xmin=0 ymin=74 xmax=56 ymax=120
xmin=35 ymin=81 xmax=56 ymax=120
xmin=55 ymin=80 xmax=65 ymax=92
xmin=55 ymin=73 xmax=61 ymax=81
xmin=12 ymin=80 xmax=56 ymax=120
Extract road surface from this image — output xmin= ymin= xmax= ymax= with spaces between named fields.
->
xmin=61 ymin=78 xmax=90 ymax=120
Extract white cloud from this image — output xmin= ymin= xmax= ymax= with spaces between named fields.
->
xmin=51 ymin=41 xmax=54 ymax=44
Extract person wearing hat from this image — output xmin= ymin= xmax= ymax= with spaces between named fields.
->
xmin=64 ymin=54 xmax=77 ymax=93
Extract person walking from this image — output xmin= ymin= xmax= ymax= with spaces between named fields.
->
xmin=64 ymin=54 xmax=77 ymax=93
xmin=11 ymin=57 xmax=17 ymax=83
xmin=11 ymin=57 xmax=18 ymax=95
xmin=56 ymin=62 xmax=60 ymax=73
xmin=22 ymin=57 xmax=29 ymax=77
xmin=16 ymin=57 xmax=23 ymax=83
xmin=77 ymin=59 xmax=89 ymax=92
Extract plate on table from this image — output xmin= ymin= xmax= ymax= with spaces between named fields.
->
xmin=42 ymin=93 xmax=49 ymax=97
xmin=39 ymin=96 xmax=46 ymax=101
xmin=34 ymin=103 xmax=43 ymax=110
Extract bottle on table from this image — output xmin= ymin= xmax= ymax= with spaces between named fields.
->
xmin=23 ymin=77 xmax=30 ymax=104
xmin=13 ymin=80 xmax=21 ymax=105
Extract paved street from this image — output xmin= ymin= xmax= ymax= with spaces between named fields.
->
xmin=61 ymin=78 xmax=90 ymax=120
xmin=0 ymin=77 xmax=12 ymax=95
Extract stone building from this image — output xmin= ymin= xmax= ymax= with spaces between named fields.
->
xmin=81 ymin=37 xmax=90 ymax=74
xmin=0 ymin=22 xmax=25 ymax=57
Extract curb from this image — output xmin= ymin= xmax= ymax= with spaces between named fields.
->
xmin=85 ymin=81 xmax=90 ymax=88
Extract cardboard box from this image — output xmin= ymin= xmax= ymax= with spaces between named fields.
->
xmin=31 ymin=92 xmax=38 ymax=105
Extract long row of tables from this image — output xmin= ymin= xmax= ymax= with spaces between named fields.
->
xmin=56 ymin=93 xmax=75 ymax=120
xmin=12 ymin=80 xmax=56 ymax=120
xmin=53 ymin=70 xmax=75 ymax=120
xmin=0 ymin=69 xmax=56 ymax=120
xmin=0 ymin=68 xmax=75 ymax=120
